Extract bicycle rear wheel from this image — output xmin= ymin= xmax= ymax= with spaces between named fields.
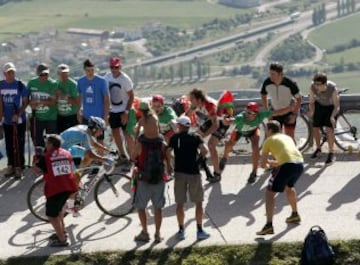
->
xmin=94 ymin=173 xmax=134 ymax=217
xmin=334 ymin=110 xmax=360 ymax=151
xmin=294 ymin=114 xmax=311 ymax=151
xmin=27 ymin=178 xmax=48 ymax=222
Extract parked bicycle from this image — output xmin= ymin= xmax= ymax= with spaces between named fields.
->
xmin=27 ymin=153 xmax=134 ymax=222
xmin=293 ymin=88 xmax=359 ymax=152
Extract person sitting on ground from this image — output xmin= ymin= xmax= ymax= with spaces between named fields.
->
xmin=34 ymin=134 xmax=78 ymax=247
xmin=219 ymin=101 xmax=296 ymax=184
xmin=60 ymin=116 xmax=114 ymax=216
xmin=256 ymin=120 xmax=304 ymax=236
xmin=308 ymin=72 xmax=340 ymax=165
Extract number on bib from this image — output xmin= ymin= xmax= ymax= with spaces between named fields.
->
xmin=52 ymin=160 xmax=72 ymax=176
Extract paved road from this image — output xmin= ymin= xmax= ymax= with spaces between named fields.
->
xmin=1 ymin=150 xmax=360 ymax=259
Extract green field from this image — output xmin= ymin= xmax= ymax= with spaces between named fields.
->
xmin=325 ymin=46 xmax=360 ymax=65
xmin=0 ymin=0 xmax=248 ymax=39
xmin=308 ymin=13 xmax=360 ymax=50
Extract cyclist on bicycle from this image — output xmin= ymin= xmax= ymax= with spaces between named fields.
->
xmin=60 ymin=116 xmax=114 ymax=216
xmin=219 ymin=102 xmax=296 ymax=184
xmin=60 ymin=116 xmax=114 ymax=168
xmin=309 ymin=72 xmax=340 ymax=165
xmin=151 ymin=94 xmax=177 ymax=143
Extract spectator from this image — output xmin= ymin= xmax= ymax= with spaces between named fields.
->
xmin=219 ymin=102 xmax=295 ymax=184
xmin=56 ymin=64 xmax=79 ymax=133
xmin=104 ymin=57 xmax=134 ymax=166
xmin=256 ymin=121 xmax=304 ymax=235
xmin=134 ymin=101 xmax=160 ymax=140
xmin=166 ymin=115 xmax=210 ymax=241
xmin=28 ymin=63 xmax=58 ymax=147
xmin=151 ymin=94 xmax=177 ymax=143
xmin=131 ymin=101 xmax=170 ymax=244
xmin=261 ymin=63 xmax=301 ymax=139
xmin=34 ymin=134 xmax=78 ymax=247
xmin=0 ymin=62 xmax=29 ymax=178
xmin=188 ymin=88 xmax=219 ymax=182
xmin=77 ymin=59 xmax=110 ymax=142
xmin=308 ymin=72 xmax=339 ymax=165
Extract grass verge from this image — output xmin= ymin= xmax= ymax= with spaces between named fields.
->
xmin=1 ymin=240 xmax=360 ymax=265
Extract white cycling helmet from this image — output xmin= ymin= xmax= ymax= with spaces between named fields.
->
xmin=88 ymin=116 xmax=106 ymax=130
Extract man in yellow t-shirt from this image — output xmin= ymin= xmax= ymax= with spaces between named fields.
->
xmin=256 ymin=120 xmax=304 ymax=236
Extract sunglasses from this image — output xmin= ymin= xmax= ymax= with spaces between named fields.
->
xmin=39 ymin=73 xmax=48 ymax=77
xmin=110 ymin=66 xmax=120 ymax=69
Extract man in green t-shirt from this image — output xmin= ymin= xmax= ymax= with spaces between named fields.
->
xmin=151 ymin=94 xmax=177 ymax=143
xmin=28 ymin=63 xmax=58 ymax=147
xmin=56 ymin=64 xmax=79 ymax=133
xmin=219 ymin=102 xmax=294 ymax=184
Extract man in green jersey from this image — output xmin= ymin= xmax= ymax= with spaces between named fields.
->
xmin=151 ymin=94 xmax=177 ymax=143
xmin=56 ymin=64 xmax=79 ymax=133
xmin=219 ymin=102 xmax=295 ymax=184
xmin=28 ymin=63 xmax=58 ymax=147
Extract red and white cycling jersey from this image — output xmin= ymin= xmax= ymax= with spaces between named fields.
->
xmin=194 ymin=96 xmax=217 ymax=127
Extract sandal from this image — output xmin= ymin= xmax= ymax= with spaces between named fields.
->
xmin=154 ymin=233 xmax=163 ymax=243
xmin=134 ymin=231 xmax=150 ymax=242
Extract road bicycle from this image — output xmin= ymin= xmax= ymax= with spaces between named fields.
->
xmin=27 ymin=154 xmax=134 ymax=222
xmin=292 ymin=89 xmax=360 ymax=152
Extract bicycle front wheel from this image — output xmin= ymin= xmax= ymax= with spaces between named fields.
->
xmin=294 ymin=114 xmax=311 ymax=151
xmin=334 ymin=110 xmax=360 ymax=151
xmin=27 ymin=178 xmax=48 ymax=222
xmin=94 ymin=173 xmax=134 ymax=217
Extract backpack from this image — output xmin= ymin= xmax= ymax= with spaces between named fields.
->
xmin=301 ymin=226 xmax=335 ymax=265
xmin=138 ymin=135 xmax=165 ymax=185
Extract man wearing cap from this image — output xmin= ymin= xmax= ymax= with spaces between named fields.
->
xmin=77 ymin=59 xmax=110 ymax=142
xmin=56 ymin=64 xmax=79 ymax=133
xmin=104 ymin=57 xmax=134 ymax=165
xmin=166 ymin=115 xmax=210 ymax=241
xmin=28 ymin=63 xmax=58 ymax=147
xmin=0 ymin=62 xmax=30 ymax=178
xmin=151 ymin=94 xmax=177 ymax=143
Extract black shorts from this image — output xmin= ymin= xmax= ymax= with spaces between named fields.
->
xmin=82 ymin=118 xmax=104 ymax=140
xmin=272 ymin=112 xmax=297 ymax=128
xmin=212 ymin=121 xmax=230 ymax=140
xmin=109 ymin=112 xmax=127 ymax=130
xmin=313 ymin=101 xmax=335 ymax=128
xmin=46 ymin=191 xmax=72 ymax=217
xmin=268 ymin=163 xmax=303 ymax=192
xmin=57 ymin=114 xmax=78 ymax=133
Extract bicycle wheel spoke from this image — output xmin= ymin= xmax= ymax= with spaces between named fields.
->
xmin=294 ymin=115 xmax=311 ymax=151
xmin=335 ymin=111 xmax=360 ymax=151
xmin=27 ymin=179 xmax=48 ymax=222
xmin=94 ymin=173 xmax=134 ymax=217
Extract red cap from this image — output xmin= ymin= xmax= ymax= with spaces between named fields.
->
xmin=152 ymin=94 xmax=165 ymax=105
xmin=109 ymin=57 xmax=122 ymax=67
xmin=247 ymin=102 xmax=260 ymax=113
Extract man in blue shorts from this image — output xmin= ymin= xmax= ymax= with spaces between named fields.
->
xmin=256 ymin=120 xmax=304 ymax=235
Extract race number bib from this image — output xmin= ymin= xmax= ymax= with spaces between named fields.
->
xmin=52 ymin=160 xmax=72 ymax=176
